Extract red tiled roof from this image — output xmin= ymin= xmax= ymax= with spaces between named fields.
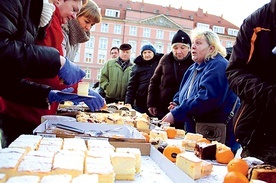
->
xmin=93 ymin=0 xmax=239 ymax=29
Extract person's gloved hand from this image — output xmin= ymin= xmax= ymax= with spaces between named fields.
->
xmin=58 ymin=57 xmax=85 ymax=85
xmin=83 ymin=89 xmax=105 ymax=111
xmin=48 ymin=87 xmax=80 ymax=104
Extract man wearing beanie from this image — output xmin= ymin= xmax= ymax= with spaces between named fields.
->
xmin=100 ymin=43 xmax=133 ymax=104
xmin=147 ymin=30 xmax=193 ymax=128
xmin=125 ymin=44 xmax=164 ymax=115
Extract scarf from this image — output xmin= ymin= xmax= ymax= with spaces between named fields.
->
xmin=118 ymin=58 xmax=130 ymax=71
xmin=68 ymin=19 xmax=90 ymax=45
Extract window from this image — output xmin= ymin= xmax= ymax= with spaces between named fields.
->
xmin=213 ymin=26 xmax=225 ymax=34
xmin=140 ymin=40 xmax=149 ymax=48
xmin=228 ymin=28 xmax=239 ymax=36
xmin=84 ymin=53 xmax=92 ymax=63
xmin=128 ymin=41 xmax=136 ymax=52
xmin=114 ymin=25 xmax=122 ymax=34
xmin=167 ymin=43 xmax=171 ymax=53
xmin=112 ymin=39 xmax=121 ymax=47
xmin=156 ymin=30 xmax=164 ymax=39
xmin=155 ymin=43 xmax=164 ymax=53
xmin=99 ymin=38 xmax=108 ymax=49
xmin=84 ymin=68 xmax=91 ymax=79
xmin=226 ymin=41 xmax=233 ymax=48
xmin=105 ymin=9 xmax=120 ymax=18
xmin=128 ymin=40 xmax=136 ymax=61
xmin=143 ymin=28 xmax=150 ymax=38
xmin=74 ymin=51 xmax=80 ymax=62
xmin=98 ymin=54 xmax=106 ymax=64
xmin=169 ymin=32 xmax=175 ymax=41
xmin=101 ymin=23 xmax=109 ymax=33
xmin=85 ymin=36 xmax=94 ymax=48
xmin=197 ymin=23 xmax=210 ymax=30
xmin=97 ymin=70 xmax=101 ymax=80
xmin=129 ymin=26 xmax=137 ymax=36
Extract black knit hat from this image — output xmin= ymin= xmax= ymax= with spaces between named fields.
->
xmin=171 ymin=30 xmax=191 ymax=46
xmin=141 ymin=44 xmax=156 ymax=55
xmin=119 ymin=43 xmax=132 ymax=50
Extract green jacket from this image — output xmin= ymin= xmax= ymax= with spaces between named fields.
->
xmin=100 ymin=58 xmax=133 ymax=100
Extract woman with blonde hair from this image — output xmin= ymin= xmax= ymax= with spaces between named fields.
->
xmin=62 ymin=0 xmax=102 ymax=61
xmin=163 ymin=29 xmax=240 ymax=152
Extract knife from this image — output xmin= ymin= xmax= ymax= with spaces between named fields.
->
xmin=55 ymin=123 xmax=85 ymax=134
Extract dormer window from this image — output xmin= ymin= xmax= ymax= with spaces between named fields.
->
xmin=105 ymin=9 xmax=120 ymax=18
xmin=228 ymin=28 xmax=239 ymax=36
xmin=213 ymin=25 xmax=225 ymax=34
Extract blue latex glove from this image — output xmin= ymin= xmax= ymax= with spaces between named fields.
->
xmin=58 ymin=57 xmax=85 ymax=85
xmin=48 ymin=87 xmax=80 ymax=104
xmin=83 ymin=89 xmax=105 ymax=111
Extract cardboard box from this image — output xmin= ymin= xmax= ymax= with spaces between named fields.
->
xmin=33 ymin=120 xmax=146 ymax=143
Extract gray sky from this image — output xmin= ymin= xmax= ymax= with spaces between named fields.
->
xmin=138 ymin=0 xmax=270 ymax=26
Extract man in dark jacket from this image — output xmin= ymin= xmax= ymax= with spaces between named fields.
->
xmin=226 ymin=0 xmax=276 ymax=165
xmin=147 ymin=30 xmax=194 ymax=128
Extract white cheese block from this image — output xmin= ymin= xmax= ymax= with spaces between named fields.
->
xmin=110 ymin=152 xmax=136 ymax=180
xmin=176 ymin=152 xmax=202 ymax=180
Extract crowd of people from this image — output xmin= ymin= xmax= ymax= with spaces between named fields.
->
xmin=0 ymin=0 xmax=275 ymax=166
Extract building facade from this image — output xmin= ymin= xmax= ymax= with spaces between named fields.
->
xmin=75 ymin=0 xmax=239 ymax=85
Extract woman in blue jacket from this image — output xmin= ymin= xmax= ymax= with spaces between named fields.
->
xmin=163 ymin=29 xmax=240 ymax=152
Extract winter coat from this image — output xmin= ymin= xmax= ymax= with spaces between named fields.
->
xmin=226 ymin=2 xmax=276 ymax=150
xmin=172 ymin=54 xmax=239 ymax=150
xmin=125 ymin=53 xmax=164 ymax=113
xmin=147 ymin=52 xmax=194 ymax=119
xmin=100 ymin=58 xmax=133 ymax=101
xmin=0 ymin=0 xmax=61 ymax=119
xmin=0 ymin=2 xmax=76 ymax=124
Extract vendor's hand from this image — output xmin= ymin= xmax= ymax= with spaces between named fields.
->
xmin=83 ymin=89 xmax=105 ymax=111
xmin=48 ymin=87 xmax=79 ymax=103
xmin=168 ymin=102 xmax=177 ymax=110
xmin=58 ymin=57 xmax=85 ymax=85
xmin=148 ymin=107 xmax=157 ymax=116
